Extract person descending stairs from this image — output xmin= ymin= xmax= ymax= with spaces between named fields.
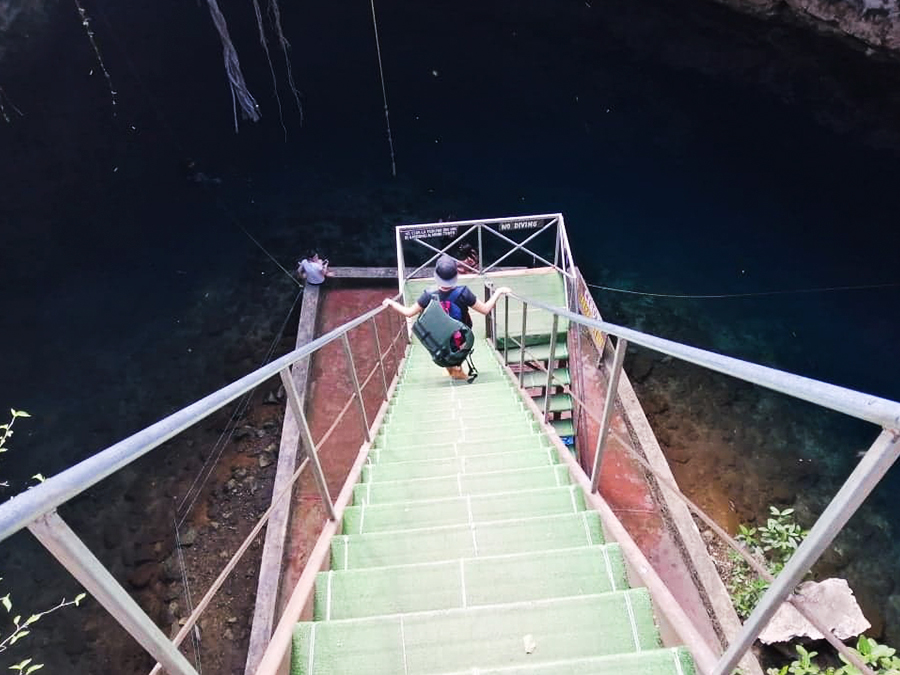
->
xmin=289 ymin=339 xmax=697 ymax=674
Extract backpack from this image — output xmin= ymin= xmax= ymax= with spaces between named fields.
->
xmin=412 ymin=288 xmax=478 ymax=381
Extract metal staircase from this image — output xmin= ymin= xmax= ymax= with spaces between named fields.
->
xmin=289 ymin=341 xmax=696 ymax=674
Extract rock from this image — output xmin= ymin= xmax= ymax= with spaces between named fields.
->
xmin=263 ymin=390 xmax=279 ymax=405
xmin=264 ymin=443 xmax=277 ymax=454
xmin=627 ymin=352 xmax=655 ymax=383
xmin=232 ymin=467 xmax=248 ymax=480
xmin=226 ymin=478 xmax=239 ymax=491
xmin=161 ymin=553 xmax=182 ymax=582
xmin=234 ymin=426 xmax=254 ymax=441
xmin=758 ymin=578 xmax=871 ymax=644
xmin=179 ymin=527 xmax=198 ymax=547
xmin=259 ymin=453 xmax=274 ymax=468
xmin=224 ymin=628 xmax=235 ymax=641
xmin=127 ymin=563 xmax=157 ymax=589
xmin=227 ymin=616 xmax=238 ymax=624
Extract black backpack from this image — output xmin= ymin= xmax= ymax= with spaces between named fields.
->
xmin=412 ymin=290 xmax=478 ymax=381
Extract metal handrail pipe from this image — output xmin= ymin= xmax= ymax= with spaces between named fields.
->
xmin=0 ymin=299 xmax=396 ymax=543
xmin=510 ymin=292 xmax=900 ymax=429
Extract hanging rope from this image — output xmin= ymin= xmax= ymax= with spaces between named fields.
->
xmin=205 ymin=0 xmax=261 ymax=131
xmin=173 ymin=518 xmax=203 ymax=674
xmin=585 ymin=280 xmax=900 ymax=300
xmin=250 ymin=0 xmax=287 ymax=140
xmin=73 ymin=0 xmax=117 ymax=116
xmin=369 ymin=0 xmax=397 ymax=177
xmin=268 ymin=0 xmax=304 ymax=125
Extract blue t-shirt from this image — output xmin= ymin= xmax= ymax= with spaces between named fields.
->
xmin=417 ymin=286 xmax=477 ymax=327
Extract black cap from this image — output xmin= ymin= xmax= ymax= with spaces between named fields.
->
xmin=434 ymin=255 xmax=459 ymax=287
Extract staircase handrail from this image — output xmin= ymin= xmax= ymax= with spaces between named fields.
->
xmin=501 ymin=288 xmax=899 ymax=675
xmin=506 ymin=291 xmax=900 ymax=429
xmin=0 ymin=296 xmax=400 ymax=545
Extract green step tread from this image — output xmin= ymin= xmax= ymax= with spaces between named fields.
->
xmin=362 ymin=446 xmax=559 ymax=482
xmin=315 ymin=544 xmax=628 ymax=620
xmin=367 ymin=433 xmax=550 ymax=463
xmin=517 ymin=368 xmax=571 ymax=388
xmin=331 ymin=510 xmax=604 ymax=569
xmin=376 ymin=422 xmax=541 ymax=450
xmin=437 ymin=647 xmax=696 ymax=675
xmin=532 ymin=393 xmax=573 ymax=413
xmin=505 ymin=342 xmax=569 ymax=364
xmin=352 ymin=465 xmax=571 ymax=505
xmin=291 ymin=589 xmax=659 ymax=675
xmin=380 ymin=411 xmax=535 ymax=435
xmin=342 ymin=485 xmax=586 ymax=535
xmin=551 ymin=419 xmax=575 ymax=437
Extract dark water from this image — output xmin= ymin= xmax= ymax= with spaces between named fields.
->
xmin=2 ymin=0 xmax=900 ymax=665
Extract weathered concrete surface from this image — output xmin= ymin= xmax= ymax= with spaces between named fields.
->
xmin=759 ymin=578 xmax=871 ymax=643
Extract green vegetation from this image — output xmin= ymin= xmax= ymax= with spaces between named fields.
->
xmin=728 ymin=506 xmax=900 ymax=675
xmin=728 ymin=506 xmax=809 ymax=619
xmin=767 ymin=637 xmax=900 ymax=675
xmin=0 ymin=409 xmax=86 ymax=673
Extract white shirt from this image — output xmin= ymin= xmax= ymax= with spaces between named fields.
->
xmin=298 ymin=258 xmax=326 ymax=285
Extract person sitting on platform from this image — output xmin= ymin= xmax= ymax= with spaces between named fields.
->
xmin=456 ymin=243 xmax=479 ymax=275
xmin=296 ymin=251 xmax=331 ymax=285
xmin=382 ymin=255 xmax=510 ymax=380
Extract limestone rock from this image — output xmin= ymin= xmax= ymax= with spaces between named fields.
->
xmin=758 ymin=578 xmax=871 ymax=644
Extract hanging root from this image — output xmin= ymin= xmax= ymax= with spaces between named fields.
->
xmin=205 ymin=0 xmax=260 ymax=129
xmin=0 ymin=85 xmax=24 ymax=123
xmin=251 ymin=0 xmax=287 ymax=140
xmin=370 ymin=0 xmax=397 ymax=176
xmin=268 ymin=0 xmax=303 ymax=124
xmin=73 ymin=0 xmax=117 ymax=116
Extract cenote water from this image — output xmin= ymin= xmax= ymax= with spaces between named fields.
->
xmin=2 ymin=0 xmax=900 ymax=667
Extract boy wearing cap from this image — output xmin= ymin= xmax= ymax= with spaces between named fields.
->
xmin=382 ymin=255 xmax=511 ymax=380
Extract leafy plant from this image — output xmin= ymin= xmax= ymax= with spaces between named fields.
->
xmin=766 ymin=637 xmax=900 ymax=675
xmin=728 ymin=506 xmax=810 ymax=619
xmin=1 ymin=409 xmax=87 ymax=671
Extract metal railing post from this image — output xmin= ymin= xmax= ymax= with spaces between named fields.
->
xmin=28 ymin=511 xmax=199 ymax=675
xmin=518 ymin=302 xmax=528 ymax=388
xmin=503 ymin=295 xmax=509 ymax=365
xmin=477 ymin=224 xmax=483 ymax=274
xmin=554 ymin=223 xmax=560 ymax=269
xmin=484 ymin=285 xmax=494 ymax=342
xmin=542 ymin=314 xmax=560 ymax=422
xmin=590 ymin=337 xmax=628 ymax=493
xmin=711 ymin=428 xmax=900 ymax=675
xmin=370 ymin=317 xmax=389 ymax=400
xmin=342 ymin=333 xmax=371 ymax=442
xmin=279 ymin=369 xmax=336 ymax=520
